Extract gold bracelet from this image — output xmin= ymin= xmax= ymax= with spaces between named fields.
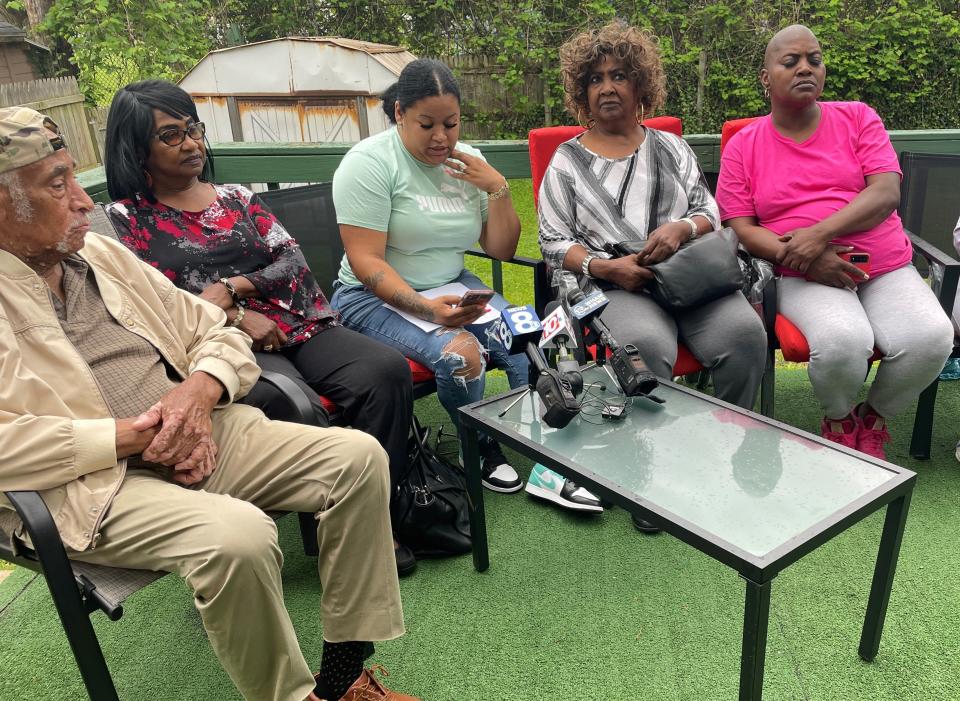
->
xmin=487 ymin=180 xmax=510 ymax=201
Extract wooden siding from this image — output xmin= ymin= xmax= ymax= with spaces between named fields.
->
xmin=0 ymin=46 xmax=38 ymax=85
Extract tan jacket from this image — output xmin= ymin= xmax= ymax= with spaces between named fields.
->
xmin=0 ymin=233 xmax=260 ymax=552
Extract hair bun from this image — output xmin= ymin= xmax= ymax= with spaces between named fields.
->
xmin=381 ymin=83 xmax=399 ymax=123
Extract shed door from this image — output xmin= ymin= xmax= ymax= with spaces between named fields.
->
xmin=237 ymin=98 xmax=362 ymax=143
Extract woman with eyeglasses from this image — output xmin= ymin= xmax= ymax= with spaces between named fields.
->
xmin=103 ymin=80 xmax=420 ymax=578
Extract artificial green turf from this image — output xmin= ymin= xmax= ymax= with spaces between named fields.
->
xmin=2 ymin=182 xmax=959 ymax=699
xmin=1 ymin=368 xmax=958 ymax=700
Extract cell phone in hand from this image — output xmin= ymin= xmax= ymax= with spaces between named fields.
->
xmin=838 ymin=251 xmax=871 ymax=277
xmin=457 ymin=289 xmax=495 ymax=308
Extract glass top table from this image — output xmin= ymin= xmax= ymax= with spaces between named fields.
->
xmin=458 ymin=367 xmax=916 ymax=701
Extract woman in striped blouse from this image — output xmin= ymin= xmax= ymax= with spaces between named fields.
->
xmin=538 ymin=22 xmax=766 ymax=412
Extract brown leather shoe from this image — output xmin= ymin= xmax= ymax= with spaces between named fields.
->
xmin=340 ymin=666 xmax=420 ymax=701
xmin=316 ymin=665 xmax=420 ymax=701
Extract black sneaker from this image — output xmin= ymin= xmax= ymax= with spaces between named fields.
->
xmin=631 ymin=513 xmax=661 ymax=534
xmin=479 ymin=443 xmax=523 ymax=493
xmin=394 ymin=540 xmax=417 ymax=577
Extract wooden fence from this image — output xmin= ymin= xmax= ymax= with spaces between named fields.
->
xmin=0 ymin=76 xmax=101 ymax=172
xmin=438 ymin=55 xmax=549 ymax=140
xmin=87 ymin=105 xmax=108 ymax=166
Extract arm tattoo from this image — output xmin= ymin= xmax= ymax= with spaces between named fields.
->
xmin=360 ymin=270 xmax=385 ymax=291
xmin=390 ymin=289 xmax=435 ymax=321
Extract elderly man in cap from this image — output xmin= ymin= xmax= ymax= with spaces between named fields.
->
xmin=0 ymin=106 xmax=418 ymax=701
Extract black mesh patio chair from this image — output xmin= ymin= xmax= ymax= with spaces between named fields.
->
xmin=255 ymin=182 xmax=550 ymax=403
xmin=0 ymin=208 xmax=326 ymax=699
xmin=897 ymin=151 xmax=960 ymax=459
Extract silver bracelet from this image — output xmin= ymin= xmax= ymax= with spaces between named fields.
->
xmin=581 ymin=254 xmax=597 ymax=279
xmin=679 ymin=217 xmax=698 ymax=241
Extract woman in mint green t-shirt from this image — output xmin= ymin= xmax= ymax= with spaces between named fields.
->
xmin=333 ymin=60 xmax=581 ymax=504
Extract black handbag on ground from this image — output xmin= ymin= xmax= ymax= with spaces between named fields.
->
xmin=605 ymin=227 xmax=745 ymax=310
xmin=392 ymin=425 xmax=472 ymax=558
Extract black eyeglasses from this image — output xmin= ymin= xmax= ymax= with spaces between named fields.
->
xmin=153 ymin=122 xmax=205 ymax=147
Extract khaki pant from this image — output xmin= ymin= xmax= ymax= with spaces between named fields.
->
xmin=71 ymin=404 xmax=404 ymax=701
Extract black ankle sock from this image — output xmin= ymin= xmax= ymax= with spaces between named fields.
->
xmin=314 ymin=640 xmax=366 ymax=700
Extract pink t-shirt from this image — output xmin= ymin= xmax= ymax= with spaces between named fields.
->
xmin=716 ymin=101 xmax=911 ymax=277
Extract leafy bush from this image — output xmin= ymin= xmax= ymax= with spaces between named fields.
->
xmin=33 ymin=0 xmax=960 ymax=135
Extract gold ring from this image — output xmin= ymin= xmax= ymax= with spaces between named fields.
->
xmin=263 ymin=344 xmax=274 ymax=352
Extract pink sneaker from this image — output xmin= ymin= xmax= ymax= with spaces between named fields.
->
xmin=820 ymin=415 xmax=859 ymax=449
xmin=856 ymin=407 xmax=891 ymax=460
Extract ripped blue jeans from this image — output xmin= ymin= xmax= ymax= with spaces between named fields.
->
xmin=331 ymin=269 xmax=530 ymax=428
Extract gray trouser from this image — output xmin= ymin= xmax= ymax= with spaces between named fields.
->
xmin=599 ymin=289 xmax=767 ymax=409
xmin=778 ymin=265 xmax=954 ymax=419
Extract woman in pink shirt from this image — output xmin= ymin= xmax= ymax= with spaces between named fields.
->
xmin=717 ymin=24 xmax=953 ymax=459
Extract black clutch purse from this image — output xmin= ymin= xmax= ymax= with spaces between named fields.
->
xmin=604 ymin=227 xmax=745 ymax=310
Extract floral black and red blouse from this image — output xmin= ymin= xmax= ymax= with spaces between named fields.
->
xmin=107 ymin=184 xmax=337 ymax=347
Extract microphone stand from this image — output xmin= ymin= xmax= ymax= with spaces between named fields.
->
xmin=592 ymin=335 xmax=622 ymax=394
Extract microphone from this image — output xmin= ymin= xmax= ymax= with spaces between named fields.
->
xmin=540 ymin=303 xmax=583 ymax=395
xmin=497 ymin=305 xmax=580 ymax=428
xmin=565 ymin=289 xmax=659 ymax=397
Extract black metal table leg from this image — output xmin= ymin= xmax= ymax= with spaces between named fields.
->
xmin=460 ymin=422 xmax=489 ymax=572
xmin=859 ymin=491 xmax=913 ymax=661
xmin=739 ymin=576 xmax=772 ymax=701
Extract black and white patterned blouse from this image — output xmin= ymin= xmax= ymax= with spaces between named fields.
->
xmin=538 ymin=129 xmax=720 ymax=291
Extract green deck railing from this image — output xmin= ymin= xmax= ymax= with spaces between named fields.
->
xmin=78 ymin=129 xmax=960 ymax=202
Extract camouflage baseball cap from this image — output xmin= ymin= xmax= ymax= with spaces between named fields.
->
xmin=0 ymin=106 xmax=66 ymax=175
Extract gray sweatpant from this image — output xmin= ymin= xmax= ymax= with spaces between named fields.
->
xmin=778 ymin=265 xmax=954 ymax=419
xmin=599 ymin=289 xmax=767 ymax=409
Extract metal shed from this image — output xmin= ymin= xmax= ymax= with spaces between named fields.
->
xmin=179 ymin=37 xmax=416 ymax=145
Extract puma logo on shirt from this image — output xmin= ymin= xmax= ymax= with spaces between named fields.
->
xmin=415 ymin=194 xmax=467 ymax=214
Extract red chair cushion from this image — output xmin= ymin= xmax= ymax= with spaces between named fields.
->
xmin=775 ymin=313 xmax=882 ymax=363
xmin=720 ymin=117 xmax=761 ymax=154
xmin=529 ymin=125 xmax=584 ymax=208
xmin=641 ymin=115 xmax=683 ymax=137
xmin=528 ymin=116 xmax=683 ymax=208
xmin=407 ymin=358 xmax=435 ymax=383
xmin=319 ymin=357 xmax=435 ymax=415
xmin=672 ymin=344 xmax=704 ymax=376
xmin=585 ymin=340 xmax=703 ymax=377
xmin=318 ymin=394 xmax=338 ymax=414
xmin=774 ymin=313 xmax=812 ymax=362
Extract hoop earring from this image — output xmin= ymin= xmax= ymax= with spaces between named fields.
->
xmin=577 ymin=107 xmax=591 ymax=130
xmin=636 ymin=105 xmax=645 ymax=125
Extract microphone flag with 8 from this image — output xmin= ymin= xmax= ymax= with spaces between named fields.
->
xmin=496 ymin=305 xmax=580 ymax=428
xmin=564 ymin=289 xmax=659 ymax=397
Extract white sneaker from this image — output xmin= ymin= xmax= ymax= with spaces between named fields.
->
xmin=524 ymin=464 xmax=603 ymax=513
